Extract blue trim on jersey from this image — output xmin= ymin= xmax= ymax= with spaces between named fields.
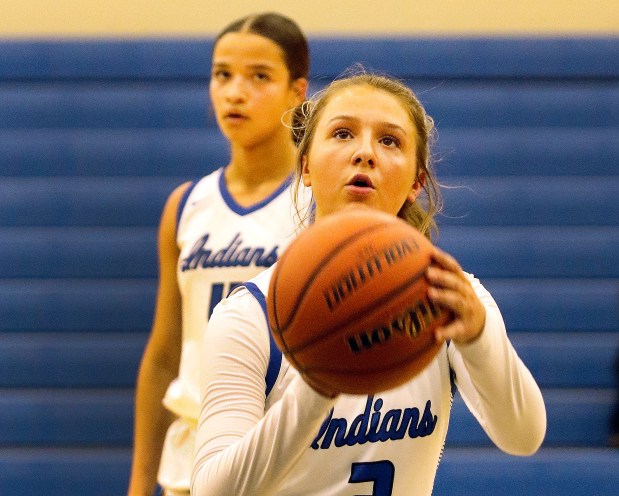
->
xmin=175 ymin=180 xmax=198 ymax=238
xmin=242 ymin=282 xmax=282 ymax=397
xmin=219 ymin=168 xmax=294 ymax=216
xmin=446 ymin=341 xmax=458 ymax=397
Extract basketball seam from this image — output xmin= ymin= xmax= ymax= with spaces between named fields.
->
xmin=273 ymin=221 xmax=394 ymax=335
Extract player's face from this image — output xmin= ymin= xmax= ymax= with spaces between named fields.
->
xmin=302 ymin=85 xmax=423 ymax=219
xmin=210 ymin=32 xmax=305 ymax=149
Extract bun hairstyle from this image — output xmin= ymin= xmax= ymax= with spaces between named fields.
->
xmin=292 ymin=71 xmax=442 ymax=239
xmin=215 ymin=12 xmax=309 ymax=82
xmin=290 ymin=100 xmax=313 ymax=146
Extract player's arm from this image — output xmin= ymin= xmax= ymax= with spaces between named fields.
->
xmin=192 ymin=290 xmax=336 ymax=496
xmin=447 ymin=275 xmax=547 ymax=456
xmin=127 ymin=182 xmax=191 ymax=496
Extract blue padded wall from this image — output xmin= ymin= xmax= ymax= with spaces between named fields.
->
xmin=0 ymin=37 xmax=618 ymax=495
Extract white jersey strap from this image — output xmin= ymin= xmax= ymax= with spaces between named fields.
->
xmin=241 ymin=282 xmax=282 ymax=398
xmin=175 ymin=179 xmax=198 ymax=238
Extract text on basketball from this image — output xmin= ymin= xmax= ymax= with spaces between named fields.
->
xmin=323 ymin=237 xmax=420 ymax=311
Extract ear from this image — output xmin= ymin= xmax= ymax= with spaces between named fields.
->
xmin=407 ymin=172 xmax=425 ymax=203
xmin=301 ymin=155 xmax=312 ymax=186
xmin=290 ymin=78 xmax=308 ymax=105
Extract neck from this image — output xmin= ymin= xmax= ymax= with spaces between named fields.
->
xmin=227 ymin=133 xmax=297 ymax=187
xmin=224 ymin=130 xmax=298 ymax=207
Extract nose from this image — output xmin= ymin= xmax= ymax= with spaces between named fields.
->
xmin=351 ymin=136 xmax=376 ymax=168
xmin=225 ymin=76 xmax=247 ymax=103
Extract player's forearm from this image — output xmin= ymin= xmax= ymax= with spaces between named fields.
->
xmin=192 ymin=376 xmax=335 ymax=496
xmin=454 ymin=299 xmax=546 ymax=455
xmin=128 ymin=360 xmax=176 ymax=495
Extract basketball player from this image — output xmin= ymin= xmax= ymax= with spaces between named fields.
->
xmin=192 ymin=73 xmax=547 ymax=495
xmin=127 ymin=13 xmax=309 ymax=496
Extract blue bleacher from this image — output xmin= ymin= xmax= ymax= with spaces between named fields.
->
xmin=0 ymin=37 xmax=618 ymax=495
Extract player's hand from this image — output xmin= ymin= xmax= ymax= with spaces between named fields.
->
xmin=425 ymin=246 xmax=486 ymax=344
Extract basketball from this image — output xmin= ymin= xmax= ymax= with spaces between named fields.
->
xmin=266 ymin=207 xmax=451 ymax=395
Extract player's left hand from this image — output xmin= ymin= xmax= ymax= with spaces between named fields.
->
xmin=426 ymin=246 xmax=486 ymax=344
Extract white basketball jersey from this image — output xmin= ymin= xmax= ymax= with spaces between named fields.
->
xmin=192 ymin=266 xmax=546 ymax=495
xmin=163 ymin=167 xmax=308 ymax=421
xmin=241 ymin=270 xmax=453 ymax=496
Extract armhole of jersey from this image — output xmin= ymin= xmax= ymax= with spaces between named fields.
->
xmin=175 ymin=180 xmax=198 ymax=239
xmin=241 ymin=282 xmax=282 ymax=398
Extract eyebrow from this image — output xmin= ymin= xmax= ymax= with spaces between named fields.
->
xmin=327 ymin=115 xmax=407 ymax=134
xmin=212 ymin=62 xmax=276 ymax=72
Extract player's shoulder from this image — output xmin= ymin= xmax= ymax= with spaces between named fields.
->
xmin=210 ymin=268 xmax=275 ymax=331
xmin=188 ymin=167 xmax=224 ymax=198
xmin=176 ymin=167 xmax=224 ymax=223
xmin=171 ymin=167 xmax=221 ymax=201
xmin=216 ymin=267 xmax=274 ymax=320
xmin=229 ymin=266 xmax=276 ymax=301
xmin=249 ymin=266 xmax=276 ymax=294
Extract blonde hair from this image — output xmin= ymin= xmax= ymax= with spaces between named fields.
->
xmin=293 ymin=72 xmax=442 ymax=239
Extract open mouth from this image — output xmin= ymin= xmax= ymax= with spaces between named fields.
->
xmin=225 ymin=112 xmax=247 ymax=120
xmin=348 ymin=174 xmax=374 ymax=188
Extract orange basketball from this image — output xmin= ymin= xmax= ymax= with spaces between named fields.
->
xmin=266 ymin=207 xmax=450 ymax=395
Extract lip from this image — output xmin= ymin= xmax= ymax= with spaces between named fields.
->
xmin=223 ymin=111 xmax=248 ymax=122
xmin=345 ymin=173 xmax=375 ymax=196
xmin=346 ymin=173 xmax=374 ymax=189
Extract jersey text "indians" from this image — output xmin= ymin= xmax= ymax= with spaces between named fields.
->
xmin=311 ymin=396 xmax=437 ymax=449
xmin=180 ymin=233 xmax=279 ymax=271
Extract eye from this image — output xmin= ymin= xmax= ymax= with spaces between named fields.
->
xmin=380 ymin=135 xmax=400 ymax=148
xmin=333 ymin=128 xmax=353 ymax=140
xmin=254 ymin=72 xmax=271 ymax=82
xmin=212 ymin=69 xmax=231 ymax=81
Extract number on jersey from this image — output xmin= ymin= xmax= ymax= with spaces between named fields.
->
xmin=349 ymin=460 xmax=395 ymax=495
